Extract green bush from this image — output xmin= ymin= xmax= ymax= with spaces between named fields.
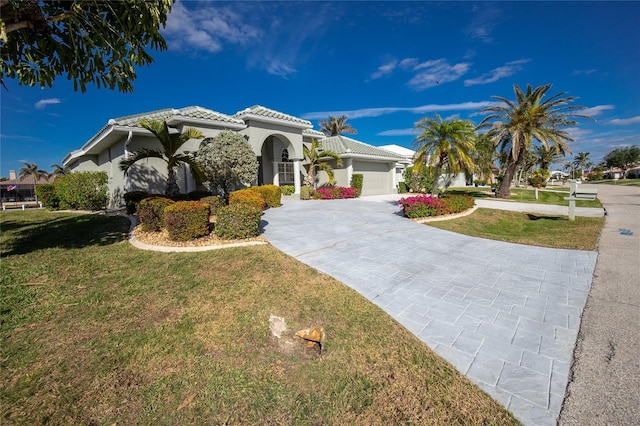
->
xmin=281 ymin=185 xmax=295 ymax=196
xmin=300 ymin=186 xmax=313 ymax=200
xmin=350 ymin=174 xmax=363 ymax=197
xmin=54 ymin=171 xmax=108 ymax=210
xmin=398 ymin=181 xmax=408 ymax=194
xmin=441 ymin=194 xmax=475 ymax=213
xmin=137 ymin=197 xmax=175 ymax=232
xmin=249 ymin=185 xmax=282 ymax=208
xmin=229 ymin=188 xmax=266 ymax=210
xmin=164 ymin=201 xmax=210 ymax=241
xmin=215 ymin=204 xmax=262 ymax=239
xmin=124 ymin=190 xmax=152 ymax=214
xmin=35 ymin=184 xmax=59 ymax=209
xmin=200 ymin=195 xmax=226 ymax=216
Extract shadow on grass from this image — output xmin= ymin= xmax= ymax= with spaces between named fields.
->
xmin=526 ymin=214 xmax=564 ymax=221
xmin=1 ymin=214 xmax=130 ymax=257
xmin=446 ymin=189 xmax=495 ymax=198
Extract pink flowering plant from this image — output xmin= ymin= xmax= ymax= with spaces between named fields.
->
xmin=313 ymin=186 xmax=358 ymax=200
xmin=398 ymin=194 xmax=474 ymax=218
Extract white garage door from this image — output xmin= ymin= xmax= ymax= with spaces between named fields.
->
xmin=353 ymin=160 xmax=392 ymax=196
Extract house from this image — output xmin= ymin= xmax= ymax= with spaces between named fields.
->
xmin=0 ymin=170 xmax=50 ymax=208
xmin=63 ymin=105 xmax=405 ymax=207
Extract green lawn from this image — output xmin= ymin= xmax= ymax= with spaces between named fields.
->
xmin=446 ymin=186 xmax=602 ymax=208
xmin=427 ymin=208 xmax=604 ymax=250
xmin=585 ymin=178 xmax=640 ymax=187
xmin=0 ymin=210 xmax=518 ymax=425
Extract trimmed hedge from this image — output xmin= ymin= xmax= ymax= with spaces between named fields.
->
xmin=249 ymin=185 xmax=282 ymax=208
xmin=398 ymin=194 xmax=474 ymax=218
xmin=137 ymin=197 xmax=175 ymax=232
xmin=200 ymin=195 xmax=226 ymax=216
xmin=281 ymin=185 xmax=295 ymax=196
xmin=215 ymin=204 xmax=262 ymax=239
xmin=300 ymin=186 xmax=313 ymax=200
xmin=313 ymin=186 xmax=358 ymax=200
xmin=164 ymin=201 xmax=210 ymax=241
xmin=229 ymin=188 xmax=266 ymax=210
xmin=35 ymin=184 xmax=59 ymax=209
xmin=350 ymin=174 xmax=363 ymax=197
xmin=54 ymin=171 xmax=108 ymax=210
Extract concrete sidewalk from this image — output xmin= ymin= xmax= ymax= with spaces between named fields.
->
xmin=559 ymin=184 xmax=640 ymax=424
xmin=263 ymin=194 xmax=598 ymax=425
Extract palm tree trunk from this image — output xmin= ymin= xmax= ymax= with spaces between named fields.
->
xmin=165 ymin=167 xmax=180 ymax=195
xmin=496 ymin=160 xmax=518 ymax=199
xmin=431 ymin=165 xmax=442 ymax=197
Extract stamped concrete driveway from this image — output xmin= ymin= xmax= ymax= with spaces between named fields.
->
xmin=262 ymin=196 xmax=597 ymax=425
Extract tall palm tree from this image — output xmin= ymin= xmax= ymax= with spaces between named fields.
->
xmin=303 ymin=139 xmax=342 ymax=188
xmin=413 ymin=115 xmax=476 ymax=196
xmin=18 ymin=161 xmax=47 ymax=199
xmin=534 ymin=145 xmax=565 ymax=171
xmin=478 ymin=83 xmax=591 ymax=199
xmin=119 ymin=119 xmax=205 ymax=195
xmin=572 ymin=152 xmax=591 ymax=179
xmin=50 ymin=163 xmax=70 ymax=177
xmin=318 ymin=115 xmax=357 ymax=136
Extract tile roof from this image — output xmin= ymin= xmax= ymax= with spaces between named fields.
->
xmin=303 ymin=128 xmax=327 ymax=138
xmin=319 ymin=136 xmax=405 ymax=160
xmin=109 ymin=106 xmax=244 ymax=127
xmin=233 ymin=105 xmax=312 ymax=127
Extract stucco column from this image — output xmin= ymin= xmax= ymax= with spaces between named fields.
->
xmin=389 ymin=162 xmax=396 ymax=193
xmin=293 ymin=159 xmax=301 ymax=194
xmin=272 ymin=161 xmax=279 ymax=186
xmin=346 ymin=158 xmax=353 ymax=186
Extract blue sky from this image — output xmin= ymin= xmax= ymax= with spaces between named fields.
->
xmin=2 ymin=1 xmax=639 ymax=177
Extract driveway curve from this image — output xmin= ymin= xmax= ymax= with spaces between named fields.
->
xmin=262 ymin=196 xmax=597 ymax=426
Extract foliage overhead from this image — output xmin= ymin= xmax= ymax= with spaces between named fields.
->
xmin=119 ymin=119 xmax=205 ymax=196
xmin=478 ymin=83 xmax=592 ymax=199
xmin=413 ymin=114 xmax=476 ymax=196
xmin=303 ymin=138 xmax=342 ymax=187
xmin=0 ymin=0 xmax=172 ymax=92
xmin=318 ymin=115 xmax=358 ymax=136
xmin=534 ymin=145 xmax=565 ymax=171
xmin=197 ymin=130 xmax=259 ymax=201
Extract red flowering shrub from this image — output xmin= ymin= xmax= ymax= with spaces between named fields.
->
xmin=313 ymin=186 xmax=358 ymax=200
xmin=229 ymin=189 xmax=266 ymax=210
xmin=398 ymin=194 xmax=474 ymax=218
xmin=164 ymin=201 xmax=210 ymax=241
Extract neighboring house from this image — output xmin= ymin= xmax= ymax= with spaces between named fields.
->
xmin=626 ymin=166 xmax=640 ymax=179
xmin=378 ymin=144 xmax=415 ymax=189
xmin=602 ymin=168 xmax=623 ymax=179
xmin=550 ymin=170 xmax=569 ymax=180
xmin=0 ymin=170 xmax=50 ymax=207
xmin=63 ymin=105 xmax=405 ymax=206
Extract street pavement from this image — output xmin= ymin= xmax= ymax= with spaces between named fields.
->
xmin=559 ymin=184 xmax=640 ymax=425
xmin=262 ymin=192 xmax=603 ymax=425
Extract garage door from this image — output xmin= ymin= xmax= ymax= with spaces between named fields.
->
xmin=353 ymin=160 xmax=392 ymax=196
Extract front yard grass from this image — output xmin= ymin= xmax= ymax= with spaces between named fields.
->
xmin=427 ymin=208 xmax=604 ymax=250
xmin=0 ymin=210 xmax=518 ymax=425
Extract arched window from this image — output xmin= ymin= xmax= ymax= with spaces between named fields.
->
xmin=281 ymin=148 xmax=290 ymax=162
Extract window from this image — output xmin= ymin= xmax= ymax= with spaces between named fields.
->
xmin=278 ymin=163 xmax=294 ymax=184
xmin=281 ymin=148 xmax=290 ymax=162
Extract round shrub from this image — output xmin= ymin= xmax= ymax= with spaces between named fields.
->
xmin=35 ymin=183 xmax=59 ymax=209
xmin=200 ymin=195 xmax=226 ymax=216
xmin=281 ymin=185 xmax=295 ymax=196
xmin=300 ymin=186 xmax=313 ymax=200
xmin=54 ymin=171 xmax=108 ymax=210
xmin=137 ymin=197 xmax=175 ymax=232
xmin=164 ymin=201 xmax=210 ymax=241
xmin=249 ymin=185 xmax=282 ymax=208
xmin=124 ymin=190 xmax=152 ymax=214
xmin=398 ymin=194 xmax=474 ymax=218
xmin=229 ymin=188 xmax=266 ymax=210
xmin=215 ymin=204 xmax=262 ymax=239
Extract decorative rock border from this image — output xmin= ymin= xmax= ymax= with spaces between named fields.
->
xmin=411 ymin=205 xmax=479 ymax=223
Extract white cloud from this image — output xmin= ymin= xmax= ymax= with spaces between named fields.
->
xmin=34 ymin=98 xmax=61 ymax=109
xmin=465 ymin=4 xmax=502 ymax=43
xmin=408 ymin=59 xmax=471 ymax=90
xmin=370 ymin=60 xmax=398 ymax=80
xmin=581 ymin=105 xmax=615 ymax=117
xmin=377 ymin=128 xmax=420 ymax=136
xmin=464 ymin=59 xmax=530 ymax=86
xmin=163 ymin=1 xmax=260 ymax=53
xmin=609 ymin=116 xmax=640 ymax=125
xmin=573 ymin=69 xmax=598 ymax=75
xmin=302 ymin=101 xmax=495 ymax=120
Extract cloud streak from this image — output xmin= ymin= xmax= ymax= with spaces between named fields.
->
xmin=581 ymin=105 xmax=614 ymax=117
xmin=35 ymin=98 xmax=61 ymax=109
xmin=302 ymin=101 xmax=496 ymax=120
xmin=464 ymin=59 xmax=530 ymax=86
xmin=408 ymin=59 xmax=471 ymax=90
xmin=609 ymin=116 xmax=640 ymax=125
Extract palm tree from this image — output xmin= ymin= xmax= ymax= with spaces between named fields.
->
xmin=18 ymin=161 xmax=47 ymax=200
xmin=534 ymin=145 xmax=565 ymax=171
xmin=303 ymin=139 xmax=342 ymax=188
xmin=572 ymin=152 xmax=591 ymax=179
xmin=318 ymin=115 xmax=357 ymax=136
xmin=473 ymin=133 xmax=498 ymax=184
xmin=119 ymin=119 xmax=205 ymax=195
xmin=478 ymin=83 xmax=592 ymax=199
xmin=413 ymin=115 xmax=476 ymax=196
xmin=50 ymin=163 xmax=70 ymax=177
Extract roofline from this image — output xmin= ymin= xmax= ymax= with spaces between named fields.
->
xmin=63 ymin=125 xmax=151 ymax=166
xmin=340 ymin=152 xmax=406 ymax=162
xmin=239 ymin=113 xmax=312 ymax=130
xmin=168 ymin=116 xmax=246 ymax=130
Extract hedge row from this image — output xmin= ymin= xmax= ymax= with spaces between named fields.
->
xmin=164 ymin=201 xmax=210 ymax=241
xmin=398 ymin=194 xmax=474 ymax=218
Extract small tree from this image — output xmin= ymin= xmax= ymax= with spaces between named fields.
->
xmin=197 ymin=130 xmax=259 ymax=202
xmin=603 ymin=146 xmax=640 ymax=177
xmin=303 ymin=139 xmax=342 ymax=188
